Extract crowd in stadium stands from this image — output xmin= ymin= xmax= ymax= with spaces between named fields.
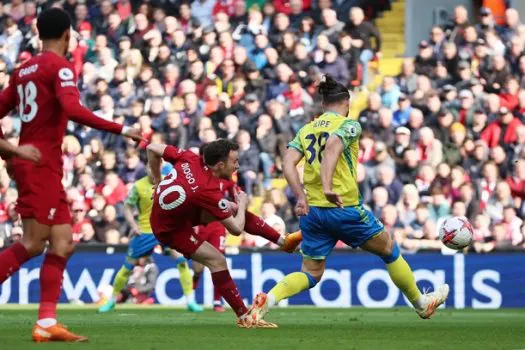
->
xmin=0 ymin=0 xmax=523 ymax=253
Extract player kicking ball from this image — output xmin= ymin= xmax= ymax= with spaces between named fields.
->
xmin=190 ymin=143 xmax=301 ymax=312
xmin=148 ymin=139 xmax=293 ymax=327
xmin=98 ymin=164 xmax=203 ymax=313
xmin=250 ymin=75 xmax=449 ymax=326
xmin=0 ymin=8 xmax=143 ymax=342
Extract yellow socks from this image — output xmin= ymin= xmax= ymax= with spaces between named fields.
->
xmin=268 ymin=272 xmax=317 ymax=304
xmin=112 ymin=266 xmax=132 ymax=298
xmin=386 ymin=255 xmax=421 ymax=305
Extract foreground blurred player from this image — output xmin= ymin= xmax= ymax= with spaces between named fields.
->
xmin=0 ymin=8 xmax=142 ymax=342
xmin=250 ymin=75 xmax=449 ymax=325
xmin=98 ymin=164 xmax=203 ymax=313
xmin=148 ymin=139 xmax=276 ymax=327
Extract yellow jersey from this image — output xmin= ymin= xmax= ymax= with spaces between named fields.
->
xmin=126 ymin=176 xmax=154 ymax=233
xmin=288 ymin=112 xmax=362 ymax=207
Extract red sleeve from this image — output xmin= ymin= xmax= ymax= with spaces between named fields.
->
xmin=0 ymin=75 xmax=17 ymax=120
xmin=58 ymin=94 xmax=123 ymax=134
xmin=54 ymin=61 xmax=123 ymax=134
xmin=162 ymin=145 xmax=197 ymax=164
xmin=225 ymin=180 xmax=240 ymax=198
xmin=198 ymin=190 xmax=232 ymax=221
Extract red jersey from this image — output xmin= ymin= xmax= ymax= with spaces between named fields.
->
xmin=150 ymin=146 xmax=232 ymax=234
xmin=0 ymin=51 xmax=125 ymax=224
xmin=0 ymin=51 xmax=123 ymax=174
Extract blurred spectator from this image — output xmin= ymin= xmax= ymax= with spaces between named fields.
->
xmin=427 ymin=187 xmax=450 ymax=221
xmin=344 ymin=7 xmax=381 ymax=86
xmin=236 ymin=130 xmax=260 ymax=196
xmin=0 ymin=0 xmax=521 ymax=252
xmin=392 ymin=94 xmax=412 ymax=127
xmin=481 ymin=106 xmax=523 ymax=149
xmin=94 ymin=205 xmax=127 ymax=243
xmin=71 ymin=201 xmax=95 ymax=244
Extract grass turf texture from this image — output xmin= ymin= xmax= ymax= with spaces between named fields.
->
xmin=1 ymin=306 xmax=524 ymax=349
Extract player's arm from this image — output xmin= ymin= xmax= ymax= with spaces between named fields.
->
xmin=0 ymin=75 xmax=40 ymax=162
xmin=283 ymin=130 xmax=308 ymax=215
xmin=321 ymin=120 xmax=361 ymax=207
xmin=283 ymin=148 xmax=305 ymax=202
xmin=54 ymin=65 xmax=142 ymax=141
xmin=124 ymin=184 xmax=140 ymax=235
xmin=321 ymin=136 xmax=344 ymax=207
xmin=0 ymin=138 xmax=41 ymax=163
xmin=220 ymin=189 xmax=249 ymax=235
xmin=146 ymin=143 xmax=167 ymax=186
xmin=59 ymin=94 xmax=142 ymax=141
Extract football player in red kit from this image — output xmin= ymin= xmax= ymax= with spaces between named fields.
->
xmin=148 ymin=139 xmax=280 ymax=328
xmin=190 ymin=143 xmax=301 ymax=312
xmin=0 ymin=8 xmax=143 ymax=342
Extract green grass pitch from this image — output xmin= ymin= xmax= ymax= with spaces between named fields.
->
xmin=1 ymin=305 xmax=524 ymax=349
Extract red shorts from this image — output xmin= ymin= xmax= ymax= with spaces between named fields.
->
xmin=11 ymin=159 xmax=71 ymax=225
xmin=154 ymin=221 xmax=205 ymax=258
xmin=196 ymin=222 xmax=226 ymax=254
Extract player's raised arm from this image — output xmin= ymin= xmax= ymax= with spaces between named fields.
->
xmin=52 ymin=62 xmax=142 ymax=142
xmin=58 ymin=93 xmax=143 ymax=141
xmin=321 ymin=135 xmax=344 ymax=208
xmin=146 ymin=143 xmax=166 ymax=186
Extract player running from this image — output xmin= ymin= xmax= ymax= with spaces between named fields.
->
xmin=148 ymin=139 xmax=288 ymax=327
xmin=250 ymin=75 xmax=449 ymax=325
xmin=98 ymin=164 xmax=203 ymax=313
xmin=0 ymin=8 xmax=143 ymax=342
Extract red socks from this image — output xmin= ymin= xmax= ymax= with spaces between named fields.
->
xmin=38 ymin=254 xmax=67 ymax=320
xmin=245 ymin=211 xmax=281 ymax=244
xmin=193 ymin=272 xmax=201 ymax=290
xmin=211 ymin=270 xmax=247 ymax=317
xmin=214 ymin=287 xmax=221 ymax=303
xmin=0 ymin=242 xmax=30 ymax=283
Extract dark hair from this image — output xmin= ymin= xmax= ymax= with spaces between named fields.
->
xmin=202 ymin=139 xmax=239 ymax=166
xmin=318 ymin=74 xmax=350 ymax=104
xmin=37 ymin=8 xmax=71 ymax=40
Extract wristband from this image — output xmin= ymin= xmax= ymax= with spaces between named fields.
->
xmin=121 ymin=125 xmax=130 ymax=135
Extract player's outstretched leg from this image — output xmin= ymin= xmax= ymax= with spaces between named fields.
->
xmin=191 ymin=241 xmax=276 ymax=328
xmin=171 ymin=251 xmax=203 ymax=312
xmin=98 ymin=264 xmax=132 ymax=313
xmin=33 ymin=223 xmax=87 ymax=342
xmin=213 ymin=287 xmax=225 ymax=312
xmin=361 ymin=231 xmax=449 ymax=319
xmin=243 ymin=211 xmax=302 ymax=252
xmin=250 ymin=259 xmax=321 ymax=325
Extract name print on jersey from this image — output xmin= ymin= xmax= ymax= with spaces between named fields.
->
xmin=181 ymin=162 xmax=199 ymax=191
xmin=18 ymin=64 xmax=38 ymax=78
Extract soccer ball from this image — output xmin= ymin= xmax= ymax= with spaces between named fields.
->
xmin=439 ymin=216 xmax=474 ymax=250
